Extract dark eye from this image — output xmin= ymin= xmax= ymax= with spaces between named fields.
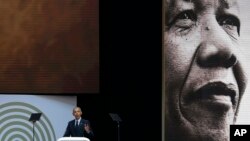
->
xmin=217 ymin=15 xmax=240 ymax=35
xmin=166 ymin=10 xmax=197 ymax=34
xmin=167 ymin=10 xmax=197 ymax=27
xmin=176 ymin=10 xmax=197 ymax=21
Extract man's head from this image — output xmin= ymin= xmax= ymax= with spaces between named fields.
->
xmin=72 ymin=107 xmax=82 ymax=119
xmin=164 ymin=0 xmax=248 ymax=141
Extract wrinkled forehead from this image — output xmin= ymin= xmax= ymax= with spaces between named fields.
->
xmin=165 ymin=0 xmax=239 ymax=14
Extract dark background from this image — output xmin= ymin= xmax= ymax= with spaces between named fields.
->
xmin=77 ymin=1 xmax=162 ymax=141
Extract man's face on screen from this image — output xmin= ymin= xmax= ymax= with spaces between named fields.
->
xmin=164 ymin=0 xmax=247 ymax=141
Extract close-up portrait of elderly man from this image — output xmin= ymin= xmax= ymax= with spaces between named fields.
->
xmin=164 ymin=0 xmax=249 ymax=141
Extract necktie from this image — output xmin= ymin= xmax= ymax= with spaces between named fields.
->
xmin=76 ymin=120 xmax=79 ymax=127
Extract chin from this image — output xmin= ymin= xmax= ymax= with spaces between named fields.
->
xmin=166 ymin=89 xmax=234 ymax=141
xmin=199 ymin=129 xmax=230 ymax=141
xmin=166 ymin=119 xmax=231 ymax=141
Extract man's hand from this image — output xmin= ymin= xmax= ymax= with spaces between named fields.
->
xmin=84 ymin=123 xmax=91 ymax=133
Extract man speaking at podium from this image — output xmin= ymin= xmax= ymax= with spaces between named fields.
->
xmin=63 ymin=107 xmax=94 ymax=140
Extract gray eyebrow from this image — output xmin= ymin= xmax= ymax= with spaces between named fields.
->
xmin=187 ymin=0 xmax=236 ymax=12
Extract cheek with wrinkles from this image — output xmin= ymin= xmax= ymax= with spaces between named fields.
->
xmin=165 ymin=37 xmax=197 ymax=86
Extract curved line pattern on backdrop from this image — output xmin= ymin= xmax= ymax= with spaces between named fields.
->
xmin=0 ymin=102 xmax=56 ymax=141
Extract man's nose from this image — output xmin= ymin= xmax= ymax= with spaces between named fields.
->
xmin=197 ymin=20 xmax=238 ymax=68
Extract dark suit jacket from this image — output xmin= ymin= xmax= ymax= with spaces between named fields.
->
xmin=63 ymin=118 xmax=94 ymax=139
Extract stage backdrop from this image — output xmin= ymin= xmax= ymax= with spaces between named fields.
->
xmin=0 ymin=95 xmax=76 ymax=141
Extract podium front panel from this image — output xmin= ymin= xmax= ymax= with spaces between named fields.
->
xmin=57 ymin=137 xmax=90 ymax=141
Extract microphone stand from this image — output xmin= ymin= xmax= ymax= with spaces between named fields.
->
xmin=109 ymin=113 xmax=122 ymax=141
xmin=29 ymin=113 xmax=42 ymax=141
xmin=117 ymin=121 xmax=120 ymax=141
xmin=32 ymin=120 xmax=36 ymax=141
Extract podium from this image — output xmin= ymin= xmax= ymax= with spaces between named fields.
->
xmin=57 ymin=137 xmax=90 ymax=141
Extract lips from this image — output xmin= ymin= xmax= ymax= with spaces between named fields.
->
xmin=189 ymin=82 xmax=237 ymax=106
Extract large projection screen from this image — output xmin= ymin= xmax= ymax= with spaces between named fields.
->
xmin=0 ymin=95 xmax=77 ymax=141
xmin=0 ymin=0 xmax=99 ymax=93
xmin=163 ymin=0 xmax=250 ymax=141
